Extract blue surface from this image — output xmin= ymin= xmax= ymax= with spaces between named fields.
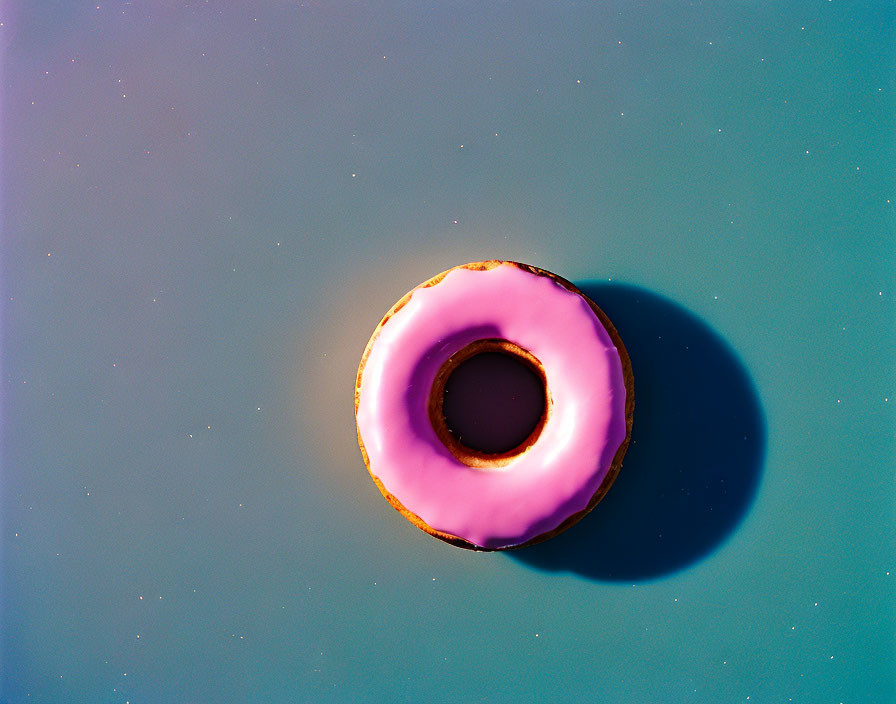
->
xmin=2 ymin=2 xmax=894 ymax=702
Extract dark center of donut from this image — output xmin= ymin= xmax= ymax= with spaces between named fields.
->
xmin=441 ymin=351 xmax=546 ymax=455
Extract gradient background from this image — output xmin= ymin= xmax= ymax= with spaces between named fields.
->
xmin=2 ymin=2 xmax=894 ymax=702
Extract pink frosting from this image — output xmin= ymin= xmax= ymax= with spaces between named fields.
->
xmin=356 ymin=263 xmax=627 ymax=549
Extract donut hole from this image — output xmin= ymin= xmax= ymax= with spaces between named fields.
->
xmin=442 ymin=352 xmax=545 ymax=454
xmin=433 ymin=341 xmax=548 ymax=463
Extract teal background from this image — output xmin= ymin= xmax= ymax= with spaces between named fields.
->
xmin=2 ymin=1 xmax=893 ymax=702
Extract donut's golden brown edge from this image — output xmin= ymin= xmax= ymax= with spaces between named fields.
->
xmin=354 ymin=260 xmax=635 ymax=552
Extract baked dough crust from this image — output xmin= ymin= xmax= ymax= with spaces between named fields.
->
xmin=354 ymin=261 xmax=634 ymax=551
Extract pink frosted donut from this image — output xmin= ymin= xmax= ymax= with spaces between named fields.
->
xmin=354 ymin=261 xmax=634 ymax=550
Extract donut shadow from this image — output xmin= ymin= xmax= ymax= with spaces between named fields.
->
xmin=511 ymin=283 xmax=766 ymax=581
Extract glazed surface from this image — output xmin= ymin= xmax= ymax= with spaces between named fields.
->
xmin=355 ymin=263 xmax=628 ymax=549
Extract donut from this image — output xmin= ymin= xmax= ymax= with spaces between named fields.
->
xmin=354 ymin=261 xmax=634 ymax=551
